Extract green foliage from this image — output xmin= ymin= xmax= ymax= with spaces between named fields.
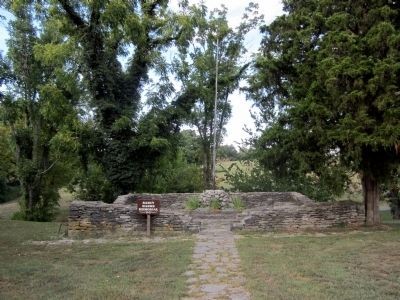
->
xmin=0 ymin=126 xmax=17 ymax=203
xmin=185 ymin=196 xmax=201 ymax=211
xmin=223 ymin=161 xmax=345 ymax=202
xmin=0 ymin=3 xmax=80 ymax=220
xmin=250 ymin=1 xmax=400 ymax=218
xmin=209 ymin=198 xmax=222 ymax=210
xmin=136 ymin=150 xmax=203 ymax=193
xmin=217 ymin=144 xmax=239 ymax=161
xmin=10 ymin=211 xmax=25 ymax=221
xmin=231 ymin=196 xmax=245 ymax=211
xmin=71 ymin=163 xmax=116 ymax=203
xmin=174 ymin=4 xmax=261 ymax=188
xmin=382 ymin=168 xmax=400 ymax=219
xmin=179 ymin=130 xmax=202 ymax=165
xmin=40 ymin=0 xmax=196 ymax=195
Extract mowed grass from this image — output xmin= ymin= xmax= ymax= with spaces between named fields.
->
xmin=237 ymin=226 xmax=400 ymax=300
xmin=0 ymin=220 xmax=194 ymax=300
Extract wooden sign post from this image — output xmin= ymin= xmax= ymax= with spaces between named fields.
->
xmin=137 ymin=199 xmax=160 ymax=236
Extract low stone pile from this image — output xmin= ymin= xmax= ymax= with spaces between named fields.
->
xmin=200 ymin=190 xmax=232 ymax=208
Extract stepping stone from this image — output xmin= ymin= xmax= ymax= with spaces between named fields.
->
xmin=201 ymin=283 xmax=227 ymax=294
xmin=184 ymin=217 xmax=251 ymax=299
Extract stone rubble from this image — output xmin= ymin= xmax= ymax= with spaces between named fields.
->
xmin=201 ymin=190 xmax=232 ymax=208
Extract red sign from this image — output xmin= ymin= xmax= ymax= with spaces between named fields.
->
xmin=137 ymin=199 xmax=160 ymax=215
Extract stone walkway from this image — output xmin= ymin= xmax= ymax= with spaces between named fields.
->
xmin=183 ymin=219 xmax=250 ymax=300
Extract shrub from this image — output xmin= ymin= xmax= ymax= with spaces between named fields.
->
xmin=71 ymin=163 xmax=116 ymax=203
xmin=185 ymin=196 xmax=201 ymax=211
xmin=11 ymin=211 xmax=25 ymax=220
xmin=232 ymin=196 xmax=245 ymax=211
xmin=209 ymin=198 xmax=222 ymax=210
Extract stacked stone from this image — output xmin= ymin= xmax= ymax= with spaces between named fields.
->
xmin=68 ymin=192 xmax=365 ymax=237
xmin=68 ymin=201 xmax=200 ymax=237
xmin=231 ymin=201 xmax=364 ymax=232
xmin=200 ymin=190 xmax=232 ymax=208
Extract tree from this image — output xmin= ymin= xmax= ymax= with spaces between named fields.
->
xmin=178 ymin=129 xmax=202 ymax=165
xmin=1 ymin=3 xmax=80 ymax=220
xmin=217 ymin=144 xmax=239 ymax=161
xmin=0 ymin=125 xmax=17 ymax=202
xmin=0 ymin=55 xmax=17 ymax=203
xmin=42 ymin=0 xmax=197 ymax=195
xmin=250 ymin=0 xmax=400 ymax=225
xmin=174 ymin=3 xmax=261 ymax=188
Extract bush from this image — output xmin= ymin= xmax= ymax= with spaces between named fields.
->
xmin=185 ymin=196 xmax=201 ymax=211
xmin=223 ymin=161 xmax=345 ymax=202
xmin=232 ymin=196 xmax=245 ymax=211
xmin=11 ymin=211 xmax=25 ymax=220
xmin=71 ymin=163 xmax=116 ymax=203
xmin=137 ymin=151 xmax=203 ymax=193
xmin=209 ymin=198 xmax=222 ymax=210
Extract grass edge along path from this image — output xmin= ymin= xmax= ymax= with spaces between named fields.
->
xmin=0 ymin=220 xmax=194 ymax=300
xmin=237 ymin=227 xmax=400 ymax=300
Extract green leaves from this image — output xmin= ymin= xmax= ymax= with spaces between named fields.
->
xmin=250 ymin=0 xmax=400 ymax=201
xmin=173 ymin=3 xmax=260 ymax=187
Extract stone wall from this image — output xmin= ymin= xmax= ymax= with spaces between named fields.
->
xmin=231 ymin=201 xmax=364 ymax=231
xmin=68 ymin=201 xmax=200 ymax=237
xmin=68 ymin=192 xmax=364 ymax=236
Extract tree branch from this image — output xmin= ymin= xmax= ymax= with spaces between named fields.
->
xmin=58 ymin=0 xmax=86 ymax=29
xmin=39 ymin=160 xmax=57 ymax=176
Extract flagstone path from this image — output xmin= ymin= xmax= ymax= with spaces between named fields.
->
xmin=183 ymin=219 xmax=250 ymax=300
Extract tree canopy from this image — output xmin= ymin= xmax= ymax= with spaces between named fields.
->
xmin=250 ymin=0 xmax=400 ymax=224
xmin=173 ymin=3 xmax=261 ymax=188
xmin=1 ymin=0 xmax=399 ymax=225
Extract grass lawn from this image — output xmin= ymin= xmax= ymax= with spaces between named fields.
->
xmin=237 ymin=226 xmax=400 ymax=300
xmin=0 ymin=220 xmax=194 ymax=299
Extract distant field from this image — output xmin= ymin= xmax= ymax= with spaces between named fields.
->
xmin=0 ymin=188 xmax=75 ymax=221
xmin=216 ymin=160 xmax=253 ymax=190
xmin=238 ymin=226 xmax=400 ymax=300
xmin=0 ymin=220 xmax=194 ymax=299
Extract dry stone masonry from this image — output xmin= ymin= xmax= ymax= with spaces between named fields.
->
xmin=68 ymin=191 xmax=364 ymax=237
xmin=231 ymin=201 xmax=364 ymax=231
xmin=200 ymin=190 xmax=231 ymax=208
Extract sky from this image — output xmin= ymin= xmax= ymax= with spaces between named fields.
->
xmin=0 ymin=1 xmax=284 ymax=146
xmin=171 ymin=0 xmax=285 ymax=146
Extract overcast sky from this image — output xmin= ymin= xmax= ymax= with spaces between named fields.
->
xmin=0 ymin=1 xmax=284 ymax=146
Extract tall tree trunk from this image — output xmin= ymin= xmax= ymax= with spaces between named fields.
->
xmin=24 ymin=183 xmax=40 ymax=220
xmin=203 ymin=148 xmax=212 ymax=189
xmin=362 ymin=173 xmax=380 ymax=226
